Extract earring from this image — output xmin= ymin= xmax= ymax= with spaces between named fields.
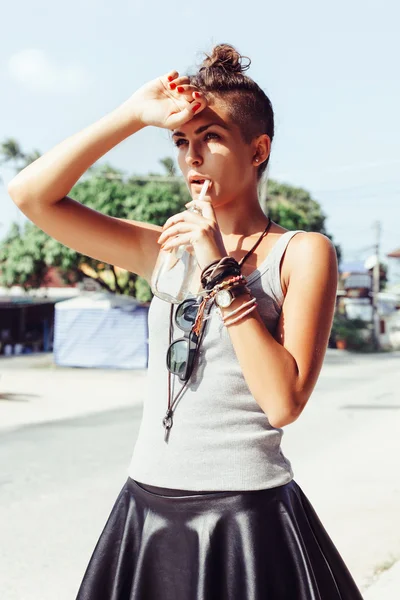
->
xmin=255 ymin=157 xmax=259 ymax=163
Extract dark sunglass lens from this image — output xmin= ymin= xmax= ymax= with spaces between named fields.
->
xmin=175 ymin=300 xmax=198 ymax=330
xmin=167 ymin=340 xmax=188 ymax=376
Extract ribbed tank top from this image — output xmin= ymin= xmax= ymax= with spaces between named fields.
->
xmin=128 ymin=230 xmax=305 ymax=491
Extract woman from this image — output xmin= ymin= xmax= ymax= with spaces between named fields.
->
xmin=8 ymin=44 xmax=364 ymax=599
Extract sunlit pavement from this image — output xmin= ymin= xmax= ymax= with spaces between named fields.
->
xmin=0 ymin=350 xmax=399 ymax=599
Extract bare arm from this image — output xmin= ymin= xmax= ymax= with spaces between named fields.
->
xmin=218 ymin=232 xmax=338 ymax=428
xmin=6 ymin=104 xmax=163 ymax=281
xmin=7 ymin=72 xmax=207 ymax=281
xmin=7 ymin=102 xmax=143 ymax=208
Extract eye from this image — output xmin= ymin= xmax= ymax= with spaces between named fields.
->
xmin=204 ymin=132 xmax=220 ymax=141
xmin=174 ymin=138 xmax=187 ymax=148
xmin=173 ymin=132 xmax=220 ymax=149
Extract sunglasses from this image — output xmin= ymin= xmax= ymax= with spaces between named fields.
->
xmin=166 ymin=298 xmax=204 ymax=382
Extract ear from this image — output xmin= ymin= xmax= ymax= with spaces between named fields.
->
xmin=252 ymin=134 xmax=271 ymax=166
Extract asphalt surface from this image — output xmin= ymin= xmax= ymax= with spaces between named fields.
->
xmin=0 ymin=351 xmax=399 ymax=599
xmin=0 ymin=406 xmax=143 ymax=600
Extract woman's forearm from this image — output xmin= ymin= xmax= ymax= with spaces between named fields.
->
xmin=7 ymin=99 xmax=144 ymax=208
xmin=220 ymin=293 xmax=302 ymax=428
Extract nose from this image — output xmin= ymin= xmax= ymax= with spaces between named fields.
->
xmin=185 ymin=142 xmax=203 ymax=168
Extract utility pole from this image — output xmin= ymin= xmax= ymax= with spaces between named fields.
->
xmin=371 ymin=220 xmax=381 ymax=351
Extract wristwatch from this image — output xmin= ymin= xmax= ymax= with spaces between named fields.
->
xmin=214 ymin=285 xmax=248 ymax=309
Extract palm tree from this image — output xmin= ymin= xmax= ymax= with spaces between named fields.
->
xmin=159 ymin=157 xmax=177 ymax=177
xmin=0 ymin=137 xmax=41 ymax=174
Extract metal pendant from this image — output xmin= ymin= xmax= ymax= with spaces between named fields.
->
xmin=162 ymin=409 xmax=173 ymax=441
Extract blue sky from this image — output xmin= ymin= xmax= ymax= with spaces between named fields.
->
xmin=1 ymin=0 xmax=399 ymax=283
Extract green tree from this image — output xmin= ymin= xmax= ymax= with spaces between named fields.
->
xmin=262 ymin=179 xmax=342 ymax=263
xmin=0 ymin=162 xmax=191 ymax=301
xmin=0 ymin=222 xmax=49 ymax=288
xmin=0 ymin=137 xmax=41 ymax=173
xmin=159 ymin=157 xmax=177 ymax=177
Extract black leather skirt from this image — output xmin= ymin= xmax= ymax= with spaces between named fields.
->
xmin=76 ymin=477 xmax=364 ymax=599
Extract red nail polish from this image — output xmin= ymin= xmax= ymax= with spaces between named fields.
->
xmin=177 ymin=86 xmax=184 ymax=93
xmin=192 ymin=103 xmax=201 ymax=113
xmin=169 ymin=82 xmax=176 ymax=89
xmin=194 ymin=92 xmax=201 ymax=98
xmin=168 ymin=76 xmax=174 ymax=81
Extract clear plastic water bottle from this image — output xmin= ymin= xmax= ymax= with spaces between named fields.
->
xmin=150 ymin=180 xmax=210 ymax=304
xmin=150 ymin=204 xmax=202 ymax=304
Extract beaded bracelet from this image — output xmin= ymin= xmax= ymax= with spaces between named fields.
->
xmin=203 ymin=265 xmax=242 ymax=291
xmin=208 ymin=275 xmax=248 ymax=298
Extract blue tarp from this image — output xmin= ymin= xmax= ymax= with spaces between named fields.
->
xmin=54 ymin=294 xmax=148 ymax=369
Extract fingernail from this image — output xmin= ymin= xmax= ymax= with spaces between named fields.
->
xmin=169 ymin=82 xmax=176 ymax=89
xmin=194 ymin=92 xmax=201 ymax=98
xmin=168 ymin=76 xmax=174 ymax=81
xmin=177 ymin=86 xmax=184 ymax=93
xmin=192 ymin=103 xmax=201 ymax=113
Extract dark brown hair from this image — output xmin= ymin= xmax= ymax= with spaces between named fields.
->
xmin=188 ymin=43 xmax=274 ymax=180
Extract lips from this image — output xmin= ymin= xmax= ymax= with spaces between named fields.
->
xmin=189 ymin=176 xmax=212 ymax=189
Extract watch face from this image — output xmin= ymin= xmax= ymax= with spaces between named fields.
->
xmin=216 ymin=289 xmax=232 ymax=308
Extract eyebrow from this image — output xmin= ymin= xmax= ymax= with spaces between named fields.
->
xmin=172 ymin=122 xmax=230 ymax=138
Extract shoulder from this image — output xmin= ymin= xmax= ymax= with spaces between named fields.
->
xmin=281 ymin=231 xmax=338 ymax=293
xmin=288 ymin=231 xmax=336 ymax=258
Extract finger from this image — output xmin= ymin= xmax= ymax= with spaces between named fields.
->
xmin=162 ymin=209 xmax=204 ymax=231
xmin=165 ymin=70 xmax=179 ymax=83
xmin=185 ymin=199 xmax=215 ymax=221
xmin=170 ymin=83 xmax=199 ymax=93
xmin=168 ymin=83 xmax=201 ymax=99
xmin=168 ymin=75 xmax=190 ymax=87
xmin=162 ymin=233 xmax=193 ymax=250
xmin=159 ymin=210 xmax=203 ymax=234
xmin=191 ymin=90 xmax=203 ymax=101
xmin=166 ymin=97 xmax=207 ymax=128
xmin=158 ymin=223 xmax=194 ymax=244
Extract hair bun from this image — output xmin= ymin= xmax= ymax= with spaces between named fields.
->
xmin=201 ymin=43 xmax=251 ymax=74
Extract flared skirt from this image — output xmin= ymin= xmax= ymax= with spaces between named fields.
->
xmin=76 ymin=477 xmax=363 ymax=599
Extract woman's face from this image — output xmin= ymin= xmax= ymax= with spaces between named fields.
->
xmin=172 ymin=100 xmax=257 ymax=207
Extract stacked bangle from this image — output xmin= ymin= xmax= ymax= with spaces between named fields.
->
xmin=201 ymin=256 xmax=241 ymax=290
xmin=199 ymin=256 xmax=258 ymax=328
xmin=220 ymin=298 xmax=258 ymax=326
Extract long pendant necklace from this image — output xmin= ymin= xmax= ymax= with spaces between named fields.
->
xmin=162 ymin=219 xmax=273 ymax=440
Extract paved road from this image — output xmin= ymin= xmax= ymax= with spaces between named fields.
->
xmin=0 ymin=351 xmax=399 ymax=599
xmin=0 ymin=407 xmax=143 ymax=600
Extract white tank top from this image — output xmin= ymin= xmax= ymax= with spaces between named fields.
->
xmin=128 ymin=230 xmax=305 ymax=491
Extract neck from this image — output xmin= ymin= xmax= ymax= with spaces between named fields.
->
xmin=213 ymin=191 xmax=269 ymax=238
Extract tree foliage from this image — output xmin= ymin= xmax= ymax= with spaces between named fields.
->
xmin=1 ymin=160 xmax=191 ymax=301
xmin=0 ymin=137 xmax=41 ymax=175
xmin=264 ymin=179 xmax=342 ymax=263
xmin=0 ymin=222 xmax=49 ymax=288
xmin=159 ymin=157 xmax=177 ymax=177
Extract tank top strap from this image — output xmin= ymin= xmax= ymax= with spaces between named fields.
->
xmin=262 ymin=229 xmax=306 ymax=305
xmin=269 ymin=229 xmax=306 ymax=268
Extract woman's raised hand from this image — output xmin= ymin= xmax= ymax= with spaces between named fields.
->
xmin=126 ymin=71 xmax=207 ymax=130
